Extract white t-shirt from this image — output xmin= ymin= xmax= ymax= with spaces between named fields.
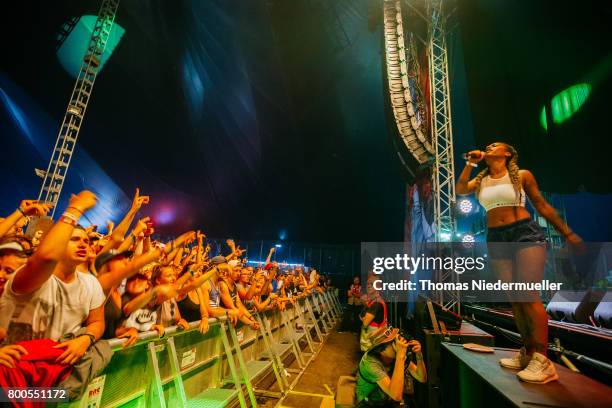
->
xmin=0 ymin=271 xmax=105 ymax=344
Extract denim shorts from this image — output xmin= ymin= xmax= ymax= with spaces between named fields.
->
xmin=487 ymin=218 xmax=547 ymax=259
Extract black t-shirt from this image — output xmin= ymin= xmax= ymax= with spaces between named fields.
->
xmin=365 ymin=301 xmax=385 ymax=325
xmin=103 ymin=296 xmax=123 ymax=339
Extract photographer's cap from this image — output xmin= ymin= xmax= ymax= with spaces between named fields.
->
xmin=366 ymin=326 xmax=400 ymax=352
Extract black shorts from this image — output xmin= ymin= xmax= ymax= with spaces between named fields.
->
xmin=487 ymin=218 xmax=547 ymax=259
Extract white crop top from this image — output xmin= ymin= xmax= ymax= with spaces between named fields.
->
xmin=477 ymin=172 xmax=526 ymax=212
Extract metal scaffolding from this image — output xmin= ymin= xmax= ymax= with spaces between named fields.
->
xmin=37 ymin=0 xmax=120 ymax=216
xmin=428 ymin=0 xmax=459 ymax=311
xmin=428 ymin=1 xmax=456 ymax=244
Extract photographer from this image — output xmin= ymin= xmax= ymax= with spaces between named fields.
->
xmin=356 ymin=327 xmax=426 ymax=407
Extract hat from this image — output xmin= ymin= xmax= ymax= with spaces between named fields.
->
xmin=94 ymin=249 xmax=134 ymax=272
xmin=228 ymin=259 xmax=241 ymax=268
xmin=264 ymin=262 xmax=276 ymax=271
xmin=0 ymin=242 xmax=25 ymax=253
xmin=210 ymin=255 xmax=227 ymax=265
xmin=366 ymin=326 xmax=399 ymax=352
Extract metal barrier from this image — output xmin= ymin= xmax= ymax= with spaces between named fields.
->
xmin=57 ymin=291 xmax=341 ymax=408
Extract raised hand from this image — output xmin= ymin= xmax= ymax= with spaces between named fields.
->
xmin=68 ymin=190 xmax=98 ymax=214
xmin=134 ymin=217 xmax=151 ymax=236
xmin=131 ymin=188 xmax=150 ymax=211
xmin=19 ymin=200 xmax=53 ymax=217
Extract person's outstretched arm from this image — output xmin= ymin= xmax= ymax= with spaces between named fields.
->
xmin=0 ymin=200 xmax=52 ymax=239
xmin=99 ymin=188 xmax=149 ymax=254
xmin=98 ymin=231 xmax=196 ymax=294
xmin=12 ymin=192 xmax=97 ymax=295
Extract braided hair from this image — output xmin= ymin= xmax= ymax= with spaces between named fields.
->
xmin=473 ymin=143 xmax=522 ymax=202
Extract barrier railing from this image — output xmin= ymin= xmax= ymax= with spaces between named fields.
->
xmin=56 ymin=291 xmax=340 ymax=408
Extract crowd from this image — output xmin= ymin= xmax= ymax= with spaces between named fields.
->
xmin=341 ymin=274 xmax=427 ymax=407
xmin=0 ymin=189 xmax=330 ymax=404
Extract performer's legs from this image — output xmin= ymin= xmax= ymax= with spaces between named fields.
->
xmin=491 ymin=258 xmax=531 ymax=349
xmin=514 ymin=245 xmax=548 ymax=355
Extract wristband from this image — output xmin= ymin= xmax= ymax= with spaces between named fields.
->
xmin=59 ymin=214 xmax=78 ymax=226
xmin=67 ymin=206 xmax=84 ymax=215
xmin=466 ymin=161 xmax=478 ymax=168
xmin=61 ymin=211 xmax=79 ymax=222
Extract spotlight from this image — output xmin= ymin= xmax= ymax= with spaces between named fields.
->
xmin=462 ymin=234 xmax=475 ymax=243
xmin=458 ymin=199 xmax=473 ymax=214
xmin=439 ymin=232 xmax=452 ymax=241
xmin=275 ymin=244 xmax=282 ymax=248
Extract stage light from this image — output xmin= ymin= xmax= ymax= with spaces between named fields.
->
xmin=540 ymin=83 xmax=591 ymax=131
xmin=462 ymin=234 xmax=475 ymax=243
xmin=458 ymin=198 xmax=473 ymax=214
xmin=439 ymin=232 xmax=452 ymax=241
xmin=275 ymin=244 xmax=282 ymax=248
xmin=57 ymin=16 xmax=125 ymax=79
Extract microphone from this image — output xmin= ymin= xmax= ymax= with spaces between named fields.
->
xmin=462 ymin=151 xmax=484 ymax=160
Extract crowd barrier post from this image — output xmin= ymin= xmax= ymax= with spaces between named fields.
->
xmin=304 ymin=297 xmax=325 ymax=341
xmin=254 ymin=312 xmax=289 ymax=392
xmin=219 ymin=321 xmax=249 ymax=408
xmin=329 ymin=289 xmax=342 ymax=317
xmin=322 ymin=291 xmax=339 ymax=323
xmin=314 ymin=292 xmax=334 ymax=332
xmin=226 ymin=316 xmax=258 ymax=408
xmin=260 ymin=311 xmax=301 ymax=376
xmin=293 ymin=298 xmax=317 ymax=355
xmin=279 ymin=303 xmax=306 ymax=368
xmin=146 ymin=341 xmax=168 ymax=408
xmin=166 ymin=336 xmax=188 ymax=407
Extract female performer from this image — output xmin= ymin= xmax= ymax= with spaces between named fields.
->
xmin=456 ymin=142 xmax=582 ymax=384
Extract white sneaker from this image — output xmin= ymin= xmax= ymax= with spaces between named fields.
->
xmin=517 ymin=352 xmax=559 ymax=384
xmin=499 ymin=347 xmax=529 ymax=370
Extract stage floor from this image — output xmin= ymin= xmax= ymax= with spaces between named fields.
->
xmin=443 ymin=343 xmax=612 ymax=408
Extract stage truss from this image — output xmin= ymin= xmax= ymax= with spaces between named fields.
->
xmin=37 ymin=0 xmax=120 ymax=216
xmin=383 ymin=0 xmax=459 ymax=312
